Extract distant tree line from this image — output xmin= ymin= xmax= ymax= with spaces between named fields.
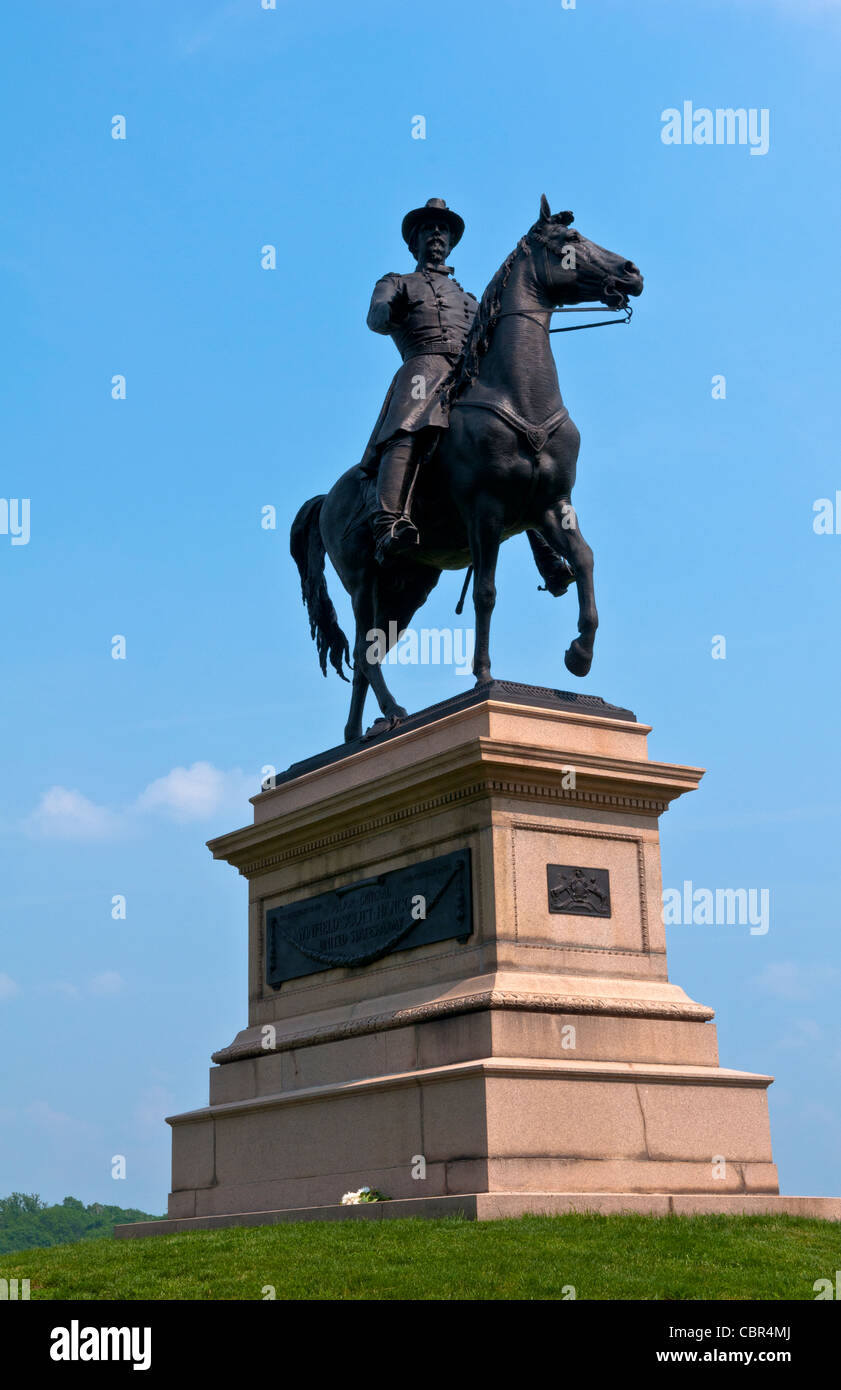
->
xmin=0 ymin=1193 xmax=162 ymax=1254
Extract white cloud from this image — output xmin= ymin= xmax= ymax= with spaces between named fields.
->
xmin=42 ymin=980 xmax=81 ymax=1000
xmin=25 ymin=787 xmax=121 ymax=841
xmin=134 ymin=761 xmax=252 ymax=822
xmin=750 ymin=961 xmax=840 ymax=1002
xmin=37 ymin=975 xmax=123 ymax=1000
xmin=0 ymin=973 xmax=21 ymax=999
xmin=24 ymin=762 xmax=252 ymax=838
xmin=88 ymin=971 xmax=125 ymax=998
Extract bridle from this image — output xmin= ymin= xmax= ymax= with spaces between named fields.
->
xmin=497 ymin=237 xmax=634 ymax=333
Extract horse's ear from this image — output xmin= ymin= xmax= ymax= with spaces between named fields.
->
xmin=539 ymin=193 xmax=552 ymax=221
xmin=559 ymin=210 xmax=575 ymax=226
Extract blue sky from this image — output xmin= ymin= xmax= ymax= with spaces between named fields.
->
xmin=1 ymin=0 xmax=840 ymax=1213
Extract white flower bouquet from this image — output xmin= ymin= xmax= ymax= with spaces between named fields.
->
xmin=340 ymin=1185 xmax=389 ymax=1205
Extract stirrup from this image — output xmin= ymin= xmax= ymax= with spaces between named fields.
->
xmin=375 ymin=518 xmax=419 ymax=565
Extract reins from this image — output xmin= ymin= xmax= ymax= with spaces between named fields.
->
xmin=498 ymin=304 xmax=633 ymax=334
xmin=549 ymin=304 xmax=633 ymax=332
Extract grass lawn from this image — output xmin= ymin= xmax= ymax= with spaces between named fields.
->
xmin=2 ymin=1212 xmax=839 ymax=1300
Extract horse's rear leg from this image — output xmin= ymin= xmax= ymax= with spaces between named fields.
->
xmin=351 ymin=591 xmax=408 ymax=730
xmin=539 ymin=501 xmax=598 ymax=677
xmin=344 ymin=662 xmax=368 ymax=743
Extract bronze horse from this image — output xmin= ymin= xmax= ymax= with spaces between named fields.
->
xmin=291 ymin=197 xmax=644 ymax=742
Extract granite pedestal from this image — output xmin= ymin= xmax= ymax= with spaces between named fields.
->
xmin=116 ymin=683 xmax=840 ymax=1235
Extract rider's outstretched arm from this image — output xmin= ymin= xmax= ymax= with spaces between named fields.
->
xmin=366 ymin=274 xmax=406 ymax=334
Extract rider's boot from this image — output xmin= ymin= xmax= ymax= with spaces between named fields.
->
xmin=527 ymin=530 xmax=576 ymax=596
xmin=373 ymin=434 xmax=420 ymax=565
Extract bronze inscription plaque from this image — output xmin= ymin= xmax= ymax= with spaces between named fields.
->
xmin=266 ymin=848 xmax=472 ymax=986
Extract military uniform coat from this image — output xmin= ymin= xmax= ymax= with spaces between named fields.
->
xmin=359 ymin=266 xmax=478 ymax=473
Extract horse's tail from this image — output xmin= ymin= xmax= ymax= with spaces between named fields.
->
xmin=289 ymin=496 xmax=351 ymax=682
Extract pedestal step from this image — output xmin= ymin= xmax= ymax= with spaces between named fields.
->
xmin=115 ymin=1190 xmax=841 ymax=1238
xmin=166 ymin=1054 xmax=780 ymax=1218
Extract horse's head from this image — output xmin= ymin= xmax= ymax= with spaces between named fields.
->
xmin=530 ymin=194 xmax=644 ymax=309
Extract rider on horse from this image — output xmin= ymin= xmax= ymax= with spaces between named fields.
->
xmin=360 ymin=198 xmax=478 ymax=565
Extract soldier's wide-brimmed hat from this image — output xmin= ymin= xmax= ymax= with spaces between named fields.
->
xmin=401 ymin=197 xmax=465 ymax=250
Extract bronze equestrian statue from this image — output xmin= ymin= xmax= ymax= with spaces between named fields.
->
xmin=291 ymin=195 xmax=644 ymax=743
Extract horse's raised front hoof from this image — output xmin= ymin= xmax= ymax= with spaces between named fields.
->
xmin=564 ymin=639 xmax=593 ymax=678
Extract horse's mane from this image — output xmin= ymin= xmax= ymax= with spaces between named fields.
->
xmin=448 ymin=233 xmax=534 ymax=402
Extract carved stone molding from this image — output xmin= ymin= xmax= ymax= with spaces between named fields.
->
xmin=236 ymin=778 xmax=668 ymax=877
xmin=212 ymin=988 xmax=715 ymax=1064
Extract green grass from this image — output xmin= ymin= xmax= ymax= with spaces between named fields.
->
xmin=2 ymin=1213 xmax=839 ymax=1300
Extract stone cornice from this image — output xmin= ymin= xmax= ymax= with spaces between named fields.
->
xmin=208 ymin=707 xmax=704 ymax=876
xmin=211 ymin=768 xmax=682 ymax=877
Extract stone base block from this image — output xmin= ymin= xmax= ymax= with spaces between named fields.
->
xmin=163 ymin=1053 xmax=782 ymax=1221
